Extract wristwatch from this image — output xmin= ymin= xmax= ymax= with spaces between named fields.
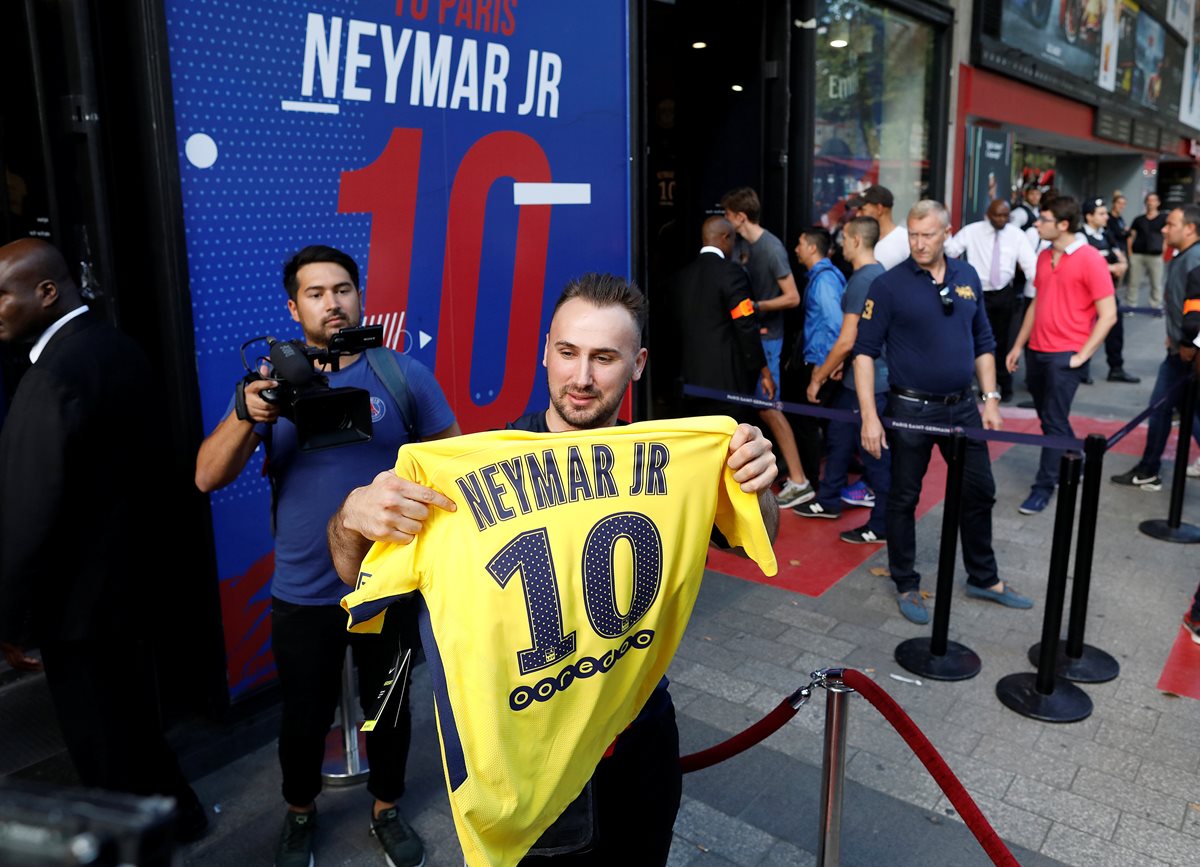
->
xmin=981 ymin=390 xmax=1002 ymax=402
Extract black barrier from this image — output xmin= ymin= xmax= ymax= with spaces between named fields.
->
xmin=1140 ymin=375 xmax=1200 ymax=544
xmin=1028 ymin=434 xmax=1120 ymax=683
xmin=1104 ymin=373 xmax=1190 ymax=450
xmin=1117 ymin=304 xmax=1166 ymax=317
xmin=996 ymin=454 xmax=1093 ymax=723
xmin=680 ymin=384 xmax=1084 ymax=451
xmin=894 ymin=434 xmax=982 ymax=681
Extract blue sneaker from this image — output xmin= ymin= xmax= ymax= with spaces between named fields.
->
xmin=896 ymin=591 xmax=929 ymax=624
xmin=840 ymin=480 xmax=875 ymax=508
xmin=965 ymin=582 xmax=1034 ymax=609
xmin=1018 ymin=491 xmax=1050 ymax=515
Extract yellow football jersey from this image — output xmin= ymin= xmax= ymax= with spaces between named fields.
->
xmin=342 ymin=416 xmax=777 ymax=866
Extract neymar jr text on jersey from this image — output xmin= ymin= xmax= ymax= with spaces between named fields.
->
xmin=455 ymin=442 xmax=671 ymax=532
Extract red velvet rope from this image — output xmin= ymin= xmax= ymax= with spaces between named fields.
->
xmin=679 ymin=699 xmax=799 ymax=774
xmin=842 ymin=669 xmax=1019 ymax=867
xmin=678 ymin=671 xmax=1017 ymax=866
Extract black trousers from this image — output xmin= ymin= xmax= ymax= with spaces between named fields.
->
xmin=1104 ymin=310 xmax=1125 ymax=372
xmin=271 ymin=597 xmax=416 ymax=807
xmin=40 ymin=637 xmax=194 ymax=801
xmin=521 ymin=694 xmax=681 ymax=866
xmin=984 ymin=285 xmax=1020 ymax=397
xmin=886 ymin=396 xmax=1000 ymax=593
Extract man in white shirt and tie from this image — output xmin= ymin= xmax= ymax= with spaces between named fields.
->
xmin=946 ymin=198 xmax=1038 ymax=402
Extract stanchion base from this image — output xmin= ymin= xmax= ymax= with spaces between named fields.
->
xmin=995 ymin=673 xmax=1092 ymax=722
xmin=894 ymin=638 xmax=981 ymax=681
xmin=1139 ymin=519 xmax=1200 ymax=544
xmin=1027 ymin=641 xmax=1120 ymax=683
xmin=321 ymin=726 xmax=369 ymax=786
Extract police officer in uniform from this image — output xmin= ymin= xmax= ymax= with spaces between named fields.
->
xmin=851 ymin=200 xmax=1034 ymax=624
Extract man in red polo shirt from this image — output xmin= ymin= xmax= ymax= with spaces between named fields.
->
xmin=1006 ymin=195 xmax=1118 ymax=514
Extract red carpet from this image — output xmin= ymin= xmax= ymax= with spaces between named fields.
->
xmin=1156 ymin=626 xmax=1200 ymax=701
xmin=708 ymin=409 xmax=1158 ymax=597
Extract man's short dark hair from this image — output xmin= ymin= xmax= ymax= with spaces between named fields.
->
xmin=283 ymin=245 xmax=360 ymax=300
xmin=801 ymin=226 xmax=832 ymax=258
xmin=846 ymin=216 xmax=880 ymax=249
xmin=720 ymin=187 xmax=761 ymax=223
xmin=1042 ymin=195 xmax=1081 ymax=233
xmin=1178 ymin=204 xmax=1200 ymax=232
xmin=848 ymin=185 xmax=894 ymax=210
xmin=553 ymin=273 xmax=647 ymax=345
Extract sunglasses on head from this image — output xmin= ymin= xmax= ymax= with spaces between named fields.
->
xmin=938 ymin=283 xmax=954 ymax=316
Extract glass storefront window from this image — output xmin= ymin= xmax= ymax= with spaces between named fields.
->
xmin=811 ymin=0 xmax=936 ymax=226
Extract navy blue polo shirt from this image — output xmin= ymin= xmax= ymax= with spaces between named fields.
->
xmin=853 ymin=255 xmax=996 ymax=396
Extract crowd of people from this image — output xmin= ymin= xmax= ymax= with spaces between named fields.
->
xmin=676 ymin=183 xmax=1200 ymax=631
xmin=2 ymin=178 xmax=1200 ymax=867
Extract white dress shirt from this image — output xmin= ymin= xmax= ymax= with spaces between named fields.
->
xmin=874 ymin=225 xmax=910 ymax=270
xmin=945 ymin=221 xmax=1038 ymax=292
xmin=29 ymin=305 xmax=89 ymax=364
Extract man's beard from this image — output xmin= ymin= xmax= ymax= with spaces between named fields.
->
xmin=548 ymin=385 xmax=625 ymax=430
xmin=303 ymin=312 xmax=358 ymax=347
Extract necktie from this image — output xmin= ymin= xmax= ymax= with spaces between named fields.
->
xmin=989 ymin=230 xmax=1002 ymax=289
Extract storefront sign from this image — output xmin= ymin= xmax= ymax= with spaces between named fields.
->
xmin=1131 ymin=119 xmax=1164 ymax=149
xmin=980 ymin=0 xmax=1195 ymax=134
xmin=1094 ymin=107 xmax=1133 ymax=142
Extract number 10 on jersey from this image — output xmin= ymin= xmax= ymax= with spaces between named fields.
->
xmin=485 ymin=512 xmax=663 ymax=709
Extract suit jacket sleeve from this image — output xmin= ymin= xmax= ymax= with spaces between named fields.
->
xmin=0 ymin=367 xmax=71 ymax=639
xmin=1183 ymin=263 xmax=1200 ymax=346
xmin=721 ymin=263 xmax=767 ymax=375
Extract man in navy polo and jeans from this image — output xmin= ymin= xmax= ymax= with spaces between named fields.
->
xmin=852 ymin=200 xmax=1034 ymax=624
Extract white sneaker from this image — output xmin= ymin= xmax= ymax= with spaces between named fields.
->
xmin=775 ymin=479 xmax=815 ymax=507
xmin=1188 ymin=458 xmax=1200 ymax=479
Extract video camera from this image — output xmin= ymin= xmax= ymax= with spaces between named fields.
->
xmin=235 ymin=324 xmax=384 ymax=452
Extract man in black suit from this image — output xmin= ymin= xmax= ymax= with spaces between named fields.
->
xmin=0 ymin=239 xmax=205 ymax=838
xmin=672 ymin=216 xmax=773 ymax=416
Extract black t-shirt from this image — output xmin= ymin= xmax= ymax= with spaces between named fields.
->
xmin=1130 ymin=213 xmax=1166 ymax=254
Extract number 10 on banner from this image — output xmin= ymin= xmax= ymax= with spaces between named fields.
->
xmin=338 ymin=128 xmax=555 ymax=433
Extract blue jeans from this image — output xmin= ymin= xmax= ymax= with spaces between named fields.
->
xmin=816 ymin=388 xmax=890 ymax=534
xmin=1026 ymin=349 xmax=1085 ymax=497
xmin=886 ymin=395 xmax=1000 ymax=593
xmin=754 ymin=337 xmax=783 ymax=400
xmin=1138 ymin=353 xmax=1200 ymax=475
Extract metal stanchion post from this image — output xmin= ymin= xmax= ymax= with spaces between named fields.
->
xmin=895 ymin=433 xmax=982 ymax=681
xmin=997 ymin=454 xmax=1092 ymax=722
xmin=322 ymin=648 xmax=369 ymax=785
xmin=817 ymin=674 xmax=853 ymax=867
xmin=1029 ymin=434 xmax=1119 ymax=682
xmin=1140 ymin=376 xmax=1200 ymax=543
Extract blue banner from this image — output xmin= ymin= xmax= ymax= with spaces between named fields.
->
xmin=164 ymin=0 xmax=632 ymax=698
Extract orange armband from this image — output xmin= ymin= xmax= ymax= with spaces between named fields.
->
xmin=1184 ymin=299 xmax=1200 ymax=315
xmin=731 ymin=299 xmax=756 ymax=319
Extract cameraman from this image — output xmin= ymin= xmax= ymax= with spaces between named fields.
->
xmin=195 ymin=245 xmax=459 ymax=867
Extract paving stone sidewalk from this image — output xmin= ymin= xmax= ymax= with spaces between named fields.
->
xmin=180 ymin=311 xmax=1200 ymax=866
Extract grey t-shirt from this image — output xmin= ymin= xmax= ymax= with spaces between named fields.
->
xmin=746 ymin=229 xmax=792 ymax=340
xmin=842 ymin=263 xmax=889 ymax=393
